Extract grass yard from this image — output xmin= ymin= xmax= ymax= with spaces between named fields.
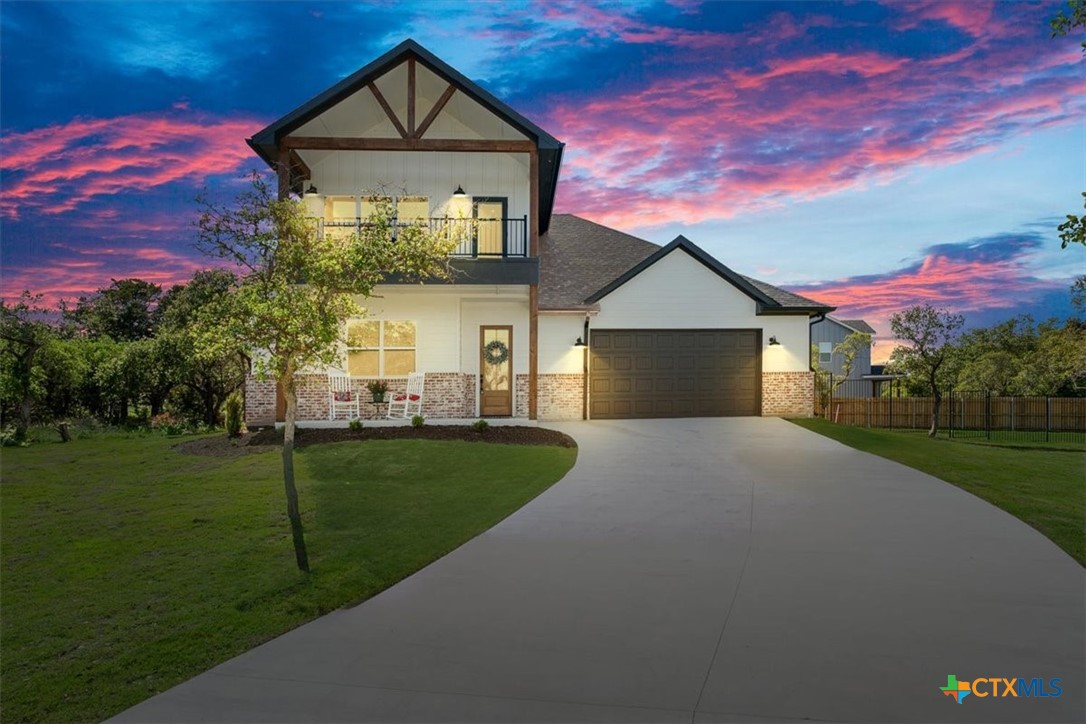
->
xmin=0 ymin=434 xmax=576 ymax=723
xmin=790 ymin=418 xmax=1085 ymax=566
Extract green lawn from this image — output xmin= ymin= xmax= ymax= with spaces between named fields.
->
xmin=0 ymin=435 xmax=576 ymax=723
xmin=790 ymin=418 xmax=1085 ymax=566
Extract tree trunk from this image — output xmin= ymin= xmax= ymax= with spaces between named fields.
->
xmin=929 ymin=388 xmax=942 ymax=438
xmin=15 ymin=345 xmax=40 ymax=441
xmin=280 ymin=374 xmax=310 ymax=572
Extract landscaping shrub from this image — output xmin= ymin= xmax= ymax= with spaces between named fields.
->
xmin=223 ymin=391 xmax=243 ymax=438
xmin=471 ymin=419 xmax=489 ymax=433
xmin=348 ymin=419 xmax=363 ymax=431
xmin=411 ymin=415 xmax=425 ymax=428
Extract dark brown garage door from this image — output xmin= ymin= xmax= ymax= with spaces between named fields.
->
xmin=589 ymin=329 xmax=761 ymax=419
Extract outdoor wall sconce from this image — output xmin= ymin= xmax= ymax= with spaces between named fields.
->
xmin=768 ymin=336 xmax=781 ymax=346
xmin=574 ymin=337 xmax=587 ymax=347
xmin=304 ymin=184 xmax=319 ymax=196
xmin=453 ymin=185 xmax=467 ymax=196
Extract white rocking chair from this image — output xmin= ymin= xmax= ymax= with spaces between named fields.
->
xmin=387 ymin=372 xmax=425 ymax=418
xmin=327 ymin=371 xmax=360 ymax=420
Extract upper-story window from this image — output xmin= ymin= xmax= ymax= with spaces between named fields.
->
xmin=345 ymin=319 xmax=417 ymax=376
xmin=818 ymin=342 xmax=833 ymax=365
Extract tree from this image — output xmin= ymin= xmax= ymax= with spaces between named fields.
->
xmin=194 ymin=174 xmax=457 ymax=571
xmin=1051 ymin=0 xmax=1086 ymax=53
xmin=0 ymin=293 xmax=55 ymax=440
xmin=810 ymin=331 xmax=871 ymax=415
xmin=65 ymin=278 xmax=162 ymax=341
xmin=1058 ymin=192 xmax=1086 ymax=250
xmin=887 ymin=305 xmax=964 ymax=437
xmin=159 ymin=270 xmax=247 ymax=425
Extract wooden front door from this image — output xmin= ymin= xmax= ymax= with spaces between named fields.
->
xmin=480 ymin=326 xmax=513 ymax=416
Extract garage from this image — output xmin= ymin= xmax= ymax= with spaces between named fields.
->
xmin=589 ymin=329 xmax=761 ymax=419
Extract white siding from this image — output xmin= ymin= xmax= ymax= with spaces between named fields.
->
xmin=539 ymin=315 xmax=587 ymax=374
xmin=308 ymin=151 xmax=530 ymax=223
xmin=592 ymin=249 xmax=810 ymax=373
xmin=341 ymin=286 xmax=528 ymax=376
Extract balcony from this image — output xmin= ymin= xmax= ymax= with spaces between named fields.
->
xmin=320 ymin=216 xmax=529 ymax=259
xmin=319 ymin=215 xmax=537 ymax=285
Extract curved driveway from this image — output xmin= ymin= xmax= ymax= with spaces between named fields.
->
xmin=115 ymin=418 xmax=1084 ymax=723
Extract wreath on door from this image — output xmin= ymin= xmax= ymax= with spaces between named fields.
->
xmin=483 ymin=339 xmax=509 ymax=365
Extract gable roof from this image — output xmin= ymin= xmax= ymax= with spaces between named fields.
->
xmin=817 ymin=316 xmax=877 ymax=335
xmin=539 ymin=214 xmax=659 ymax=310
xmin=538 ymin=215 xmax=833 ymax=315
xmin=583 ymin=233 xmax=834 ymax=315
xmin=247 ymin=39 xmax=565 ymax=232
xmin=839 ymin=318 xmax=876 ymax=335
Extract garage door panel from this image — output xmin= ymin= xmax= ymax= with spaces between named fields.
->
xmin=590 ymin=329 xmax=761 ymax=419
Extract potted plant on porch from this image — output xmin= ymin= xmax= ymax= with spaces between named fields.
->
xmin=366 ymin=379 xmax=390 ymax=403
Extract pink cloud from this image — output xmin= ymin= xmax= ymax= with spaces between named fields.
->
xmin=549 ymin=24 xmax=1084 ymax=229
xmin=0 ymin=109 xmax=263 ymax=220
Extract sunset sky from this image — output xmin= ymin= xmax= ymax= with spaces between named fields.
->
xmin=2 ymin=1 xmax=1083 ymax=361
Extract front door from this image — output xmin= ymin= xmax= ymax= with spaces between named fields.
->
xmin=480 ymin=326 xmax=513 ymax=416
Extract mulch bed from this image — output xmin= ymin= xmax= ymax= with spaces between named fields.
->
xmin=176 ymin=425 xmax=576 ymax=457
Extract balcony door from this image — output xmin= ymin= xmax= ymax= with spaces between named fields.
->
xmin=474 ymin=197 xmax=507 ymax=256
xmin=480 ymin=326 xmax=513 ymax=416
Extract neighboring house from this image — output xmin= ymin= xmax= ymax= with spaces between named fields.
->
xmin=243 ymin=39 xmax=834 ymax=425
xmin=810 ymin=316 xmax=876 ymax=380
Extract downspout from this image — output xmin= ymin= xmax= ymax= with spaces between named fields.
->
xmin=582 ymin=315 xmax=590 ymax=420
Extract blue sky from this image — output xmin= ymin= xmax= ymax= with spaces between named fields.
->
xmin=1 ymin=1 xmax=1083 ymax=359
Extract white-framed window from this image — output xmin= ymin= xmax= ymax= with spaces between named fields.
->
xmin=396 ymin=195 xmax=430 ymax=223
xmin=344 ymin=320 xmax=416 ymax=376
xmin=819 ymin=342 xmax=833 ymax=365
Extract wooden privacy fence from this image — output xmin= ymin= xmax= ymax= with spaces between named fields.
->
xmin=827 ymin=395 xmax=1086 ymax=433
xmin=818 ymin=378 xmax=1086 ymax=441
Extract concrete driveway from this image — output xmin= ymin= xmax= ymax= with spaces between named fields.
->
xmin=114 ymin=418 xmax=1084 ymax=723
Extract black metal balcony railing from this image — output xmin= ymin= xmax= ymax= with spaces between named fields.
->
xmin=320 ymin=216 xmax=528 ymax=258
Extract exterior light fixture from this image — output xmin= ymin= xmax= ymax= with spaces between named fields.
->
xmin=453 ymin=185 xmax=466 ymax=196
xmin=574 ymin=337 xmax=587 ymax=347
xmin=304 ymin=184 xmax=319 ymax=196
xmin=768 ymin=336 xmax=780 ymax=346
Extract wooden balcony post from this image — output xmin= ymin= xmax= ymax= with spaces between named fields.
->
xmin=528 ymin=148 xmax=539 ymax=420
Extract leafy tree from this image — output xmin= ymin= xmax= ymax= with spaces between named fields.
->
xmin=194 ymin=174 xmax=457 ymax=571
xmin=0 ymin=293 xmax=55 ymax=439
xmin=1058 ymin=192 xmax=1086 ymax=250
xmin=65 ymin=278 xmax=162 ymax=341
xmin=1051 ymin=0 xmax=1086 ymax=53
xmin=1014 ymin=320 xmax=1086 ymax=396
xmin=811 ymin=331 xmax=871 ymax=415
xmin=159 ymin=270 xmax=247 ymax=425
xmin=887 ymin=305 xmax=964 ymax=437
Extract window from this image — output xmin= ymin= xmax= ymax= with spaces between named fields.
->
xmin=345 ymin=320 xmax=416 ymax=376
xmin=818 ymin=342 xmax=833 ymax=365
xmin=396 ymin=196 xmax=430 ymax=224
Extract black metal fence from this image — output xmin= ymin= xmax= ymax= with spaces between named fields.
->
xmin=818 ymin=376 xmax=1086 ymax=444
xmin=320 ymin=216 xmax=529 ymax=258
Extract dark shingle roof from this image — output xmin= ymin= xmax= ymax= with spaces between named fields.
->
xmin=739 ymin=275 xmax=832 ymax=311
xmin=539 ymin=214 xmax=659 ymax=310
xmin=839 ymin=319 xmax=876 ymax=334
xmin=539 ymin=214 xmax=834 ymax=314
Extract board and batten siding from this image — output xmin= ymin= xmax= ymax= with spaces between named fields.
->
xmin=343 ymin=286 xmax=529 ymax=376
xmin=591 ymin=249 xmax=810 ymax=373
xmin=308 ymin=151 xmax=530 ymax=224
xmin=538 ymin=315 xmax=587 ymax=374
xmin=810 ymin=318 xmax=872 ymax=379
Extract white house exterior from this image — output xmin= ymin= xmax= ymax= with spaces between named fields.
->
xmin=244 ymin=40 xmax=833 ymax=425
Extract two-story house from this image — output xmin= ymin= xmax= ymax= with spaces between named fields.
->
xmin=243 ymin=40 xmax=833 ymax=425
xmin=810 ymin=316 xmax=876 ymax=380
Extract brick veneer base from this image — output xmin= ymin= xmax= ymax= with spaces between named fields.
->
xmin=762 ymin=371 xmax=815 ymax=417
xmin=538 ymin=374 xmax=585 ymax=420
xmin=248 ymin=371 xmax=811 ymax=423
